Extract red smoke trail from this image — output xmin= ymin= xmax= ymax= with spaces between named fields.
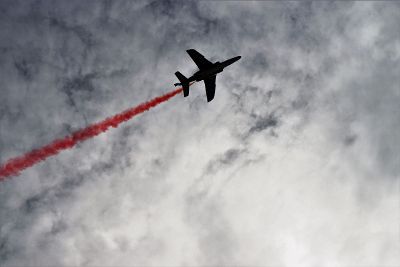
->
xmin=0 ymin=86 xmax=186 ymax=180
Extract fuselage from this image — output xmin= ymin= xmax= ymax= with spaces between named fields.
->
xmin=189 ymin=56 xmax=241 ymax=82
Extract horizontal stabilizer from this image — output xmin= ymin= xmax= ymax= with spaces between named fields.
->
xmin=175 ymin=71 xmax=189 ymax=97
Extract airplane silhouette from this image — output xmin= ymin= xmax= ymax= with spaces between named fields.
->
xmin=174 ymin=49 xmax=241 ymax=102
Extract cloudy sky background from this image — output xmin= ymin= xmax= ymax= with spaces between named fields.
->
xmin=0 ymin=1 xmax=399 ymax=266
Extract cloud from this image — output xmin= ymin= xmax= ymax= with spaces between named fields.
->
xmin=0 ymin=1 xmax=399 ymax=266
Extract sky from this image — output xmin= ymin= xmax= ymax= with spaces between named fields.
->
xmin=0 ymin=1 xmax=399 ymax=266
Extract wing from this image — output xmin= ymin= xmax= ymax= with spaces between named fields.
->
xmin=204 ymin=75 xmax=216 ymax=102
xmin=186 ymin=49 xmax=212 ymax=69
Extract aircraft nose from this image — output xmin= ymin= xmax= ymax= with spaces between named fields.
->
xmin=225 ymin=56 xmax=241 ymax=66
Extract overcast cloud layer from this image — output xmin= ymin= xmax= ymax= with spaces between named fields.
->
xmin=0 ymin=1 xmax=399 ymax=266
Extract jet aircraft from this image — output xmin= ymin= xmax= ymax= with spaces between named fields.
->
xmin=174 ymin=49 xmax=241 ymax=102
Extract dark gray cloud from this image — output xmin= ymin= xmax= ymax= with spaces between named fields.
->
xmin=0 ymin=1 xmax=399 ymax=266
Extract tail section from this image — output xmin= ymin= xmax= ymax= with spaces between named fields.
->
xmin=175 ymin=71 xmax=189 ymax=97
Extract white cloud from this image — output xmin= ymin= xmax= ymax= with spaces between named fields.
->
xmin=0 ymin=1 xmax=398 ymax=266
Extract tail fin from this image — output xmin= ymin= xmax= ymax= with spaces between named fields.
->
xmin=175 ymin=71 xmax=189 ymax=97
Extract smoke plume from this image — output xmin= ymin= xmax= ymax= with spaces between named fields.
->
xmin=0 ymin=87 xmax=184 ymax=180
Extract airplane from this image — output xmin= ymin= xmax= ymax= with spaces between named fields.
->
xmin=174 ymin=49 xmax=241 ymax=102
